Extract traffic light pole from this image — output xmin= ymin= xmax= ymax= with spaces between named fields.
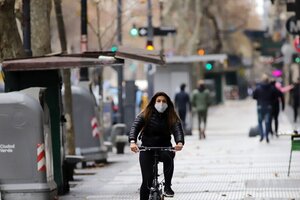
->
xmin=147 ymin=0 xmax=154 ymax=98
xmin=147 ymin=0 xmax=153 ymax=41
xmin=80 ymin=0 xmax=88 ymax=81
xmin=80 ymin=0 xmax=88 ymax=52
xmin=117 ymin=0 xmax=124 ymax=123
xmin=117 ymin=0 xmax=122 ymax=44
xmin=159 ymin=0 xmax=164 ymax=55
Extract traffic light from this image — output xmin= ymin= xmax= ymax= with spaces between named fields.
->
xmin=146 ymin=40 xmax=154 ymax=51
xmin=111 ymin=44 xmax=118 ymax=52
xmin=293 ymin=53 xmax=300 ymax=63
xmin=130 ymin=24 xmax=138 ymax=37
xmin=197 ymin=49 xmax=205 ymax=55
xmin=205 ymin=62 xmax=213 ymax=71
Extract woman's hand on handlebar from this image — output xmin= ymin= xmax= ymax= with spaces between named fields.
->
xmin=175 ymin=142 xmax=183 ymax=151
xmin=130 ymin=142 xmax=139 ymax=153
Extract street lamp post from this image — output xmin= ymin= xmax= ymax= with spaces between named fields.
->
xmin=147 ymin=0 xmax=154 ymax=98
xmin=117 ymin=0 xmax=124 ymax=123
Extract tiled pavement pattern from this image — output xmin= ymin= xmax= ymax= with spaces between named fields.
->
xmin=60 ymin=99 xmax=300 ymax=200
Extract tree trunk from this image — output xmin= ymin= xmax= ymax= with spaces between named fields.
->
xmin=186 ymin=0 xmax=202 ymax=55
xmin=31 ymin=0 xmax=52 ymax=56
xmin=0 ymin=0 xmax=25 ymax=62
xmin=54 ymin=0 xmax=76 ymax=155
xmin=205 ymin=5 xmax=222 ymax=53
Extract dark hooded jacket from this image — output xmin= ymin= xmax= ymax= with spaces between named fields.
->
xmin=253 ymin=82 xmax=277 ymax=107
xmin=128 ymin=109 xmax=185 ymax=147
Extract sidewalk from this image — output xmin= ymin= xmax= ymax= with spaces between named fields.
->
xmin=59 ymin=98 xmax=300 ymax=200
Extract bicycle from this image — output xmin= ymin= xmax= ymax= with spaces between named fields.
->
xmin=139 ymin=146 xmax=175 ymax=200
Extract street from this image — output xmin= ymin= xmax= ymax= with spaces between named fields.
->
xmin=60 ymin=98 xmax=300 ymax=200
xmin=2 ymin=1 xmax=300 ymax=199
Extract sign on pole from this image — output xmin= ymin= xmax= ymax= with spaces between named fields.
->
xmin=138 ymin=27 xmax=177 ymax=37
xmin=138 ymin=27 xmax=148 ymax=37
xmin=286 ymin=16 xmax=300 ymax=35
xmin=293 ymin=36 xmax=300 ymax=53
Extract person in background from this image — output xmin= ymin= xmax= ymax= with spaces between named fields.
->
xmin=139 ymin=91 xmax=149 ymax=111
xmin=174 ymin=83 xmax=191 ymax=131
xmin=106 ymin=96 xmax=118 ymax=124
xmin=270 ymin=79 xmax=285 ymax=137
xmin=191 ymin=80 xmax=210 ymax=139
xmin=274 ymin=80 xmax=294 ymax=93
xmin=129 ymin=91 xmax=184 ymax=199
xmin=291 ymin=78 xmax=300 ymax=123
xmin=253 ymin=74 xmax=277 ymax=143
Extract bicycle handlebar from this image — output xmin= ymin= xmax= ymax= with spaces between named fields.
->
xmin=138 ymin=146 xmax=175 ymax=151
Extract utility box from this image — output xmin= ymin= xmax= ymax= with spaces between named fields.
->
xmin=62 ymin=86 xmax=107 ymax=164
xmin=0 ymin=92 xmax=57 ymax=200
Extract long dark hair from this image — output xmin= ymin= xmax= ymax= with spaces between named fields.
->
xmin=142 ymin=91 xmax=180 ymax=127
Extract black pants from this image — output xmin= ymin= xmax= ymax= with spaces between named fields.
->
xmin=271 ymin=105 xmax=280 ymax=134
xmin=178 ymin=109 xmax=187 ymax=129
xmin=293 ymin=104 xmax=299 ymax=122
xmin=139 ymin=150 xmax=175 ymax=200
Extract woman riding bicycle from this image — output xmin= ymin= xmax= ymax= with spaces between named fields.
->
xmin=129 ymin=91 xmax=185 ymax=199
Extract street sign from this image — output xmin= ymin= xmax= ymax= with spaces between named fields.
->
xmin=138 ymin=27 xmax=148 ymax=36
xmin=286 ymin=16 xmax=300 ymax=35
xmin=138 ymin=27 xmax=177 ymax=37
xmin=155 ymin=27 xmax=177 ymax=36
xmin=293 ymin=36 xmax=300 ymax=53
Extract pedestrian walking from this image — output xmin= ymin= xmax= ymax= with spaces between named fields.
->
xmin=106 ymin=96 xmax=118 ymax=124
xmin=274 ymin=80 xmax=294 ymax=93
xmin=139 ymin=91 xmax=149 ymax=111
xmin=291 ymin=78 xmax=300 ymax=123
xmin=129 ymin=91 xmax=184 ymax=200
xmin=174 ymin=83 xmax=191 ymax=132
xmin=253 ymin=74 xmax=277 ymax=143
xmin=191 ymin=80 xmax=210 ymax=139
xmin=270 ymin=79 xmax=285 ymax=137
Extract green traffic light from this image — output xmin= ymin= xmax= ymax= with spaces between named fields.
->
xmin=130 ymin=28 xmax=138 ymax=36
xmin=296 ymin=57 xmax=300 ymax=63
xmin=111 ymin=45 xmax=118 ymax=52
xmin=205 ymin=63 xmax=213 ymax=71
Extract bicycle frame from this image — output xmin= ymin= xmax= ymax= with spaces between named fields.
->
xmin=139 ymin=146 xmax=175 ymax=200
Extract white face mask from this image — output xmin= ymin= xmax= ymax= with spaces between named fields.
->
xmin=155 ymin=102 xmax=168 ymax=113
